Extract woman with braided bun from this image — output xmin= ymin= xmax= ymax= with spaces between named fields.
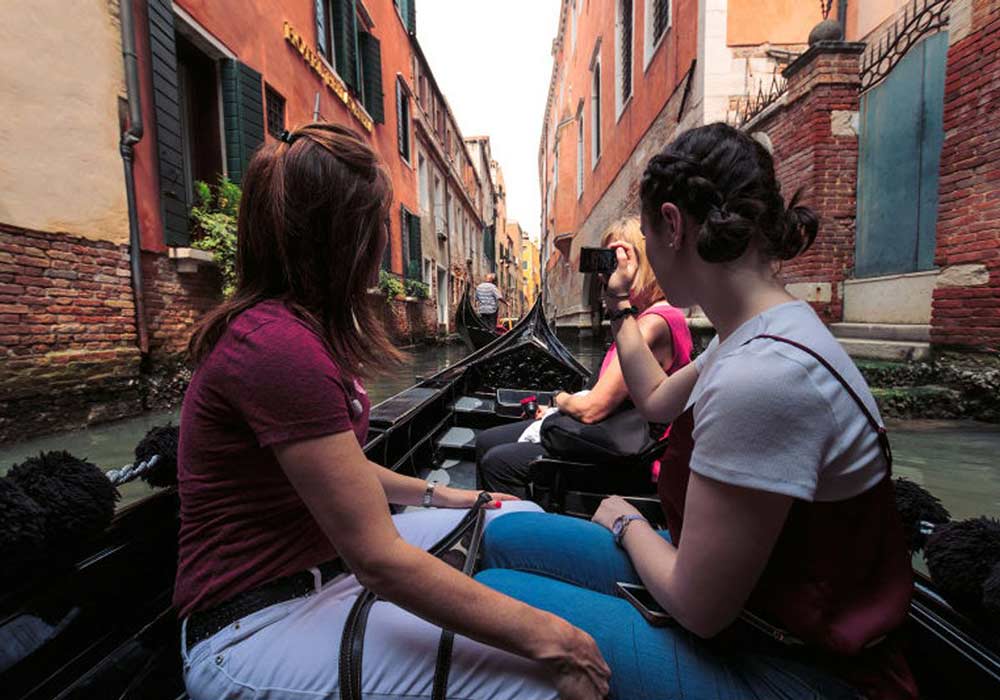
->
xmin=477 ymin=123 xmax=916 ymax=699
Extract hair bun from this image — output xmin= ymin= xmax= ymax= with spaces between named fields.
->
xmin=776 ymin=196 xmax=819 ymax=261
xmin=698 ymin=204 xmax=756 ymax=263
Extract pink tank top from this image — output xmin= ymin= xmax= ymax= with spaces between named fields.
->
xmin=598 ymin=302 xmax=693 ymax=378
xmin=598 ymin=303 xmax=693 ymax=481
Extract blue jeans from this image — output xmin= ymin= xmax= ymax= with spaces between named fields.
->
xmin=478 ymin=512 xmax=861 ymax=700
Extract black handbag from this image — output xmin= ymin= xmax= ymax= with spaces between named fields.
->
xmin=540 ymin=407 xmax=662 ymax=465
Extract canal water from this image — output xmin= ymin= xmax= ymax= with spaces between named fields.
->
xmin=1 ymin=339 xmax=998 ymax=520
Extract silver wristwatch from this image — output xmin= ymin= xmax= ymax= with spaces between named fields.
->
xmin=422 ymin=481 xmax=436 ymax=508
xmin=612 ymin=514 xmax=647 ymax=547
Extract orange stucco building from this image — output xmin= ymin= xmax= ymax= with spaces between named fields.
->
xmin=540 ymin=0 xmax=826 ymax=329
xmin=0 ymin=0 xmax=501 ymax=438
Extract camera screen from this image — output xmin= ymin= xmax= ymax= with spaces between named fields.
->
xmin=579 ymin=247 xmax=618 ymax=274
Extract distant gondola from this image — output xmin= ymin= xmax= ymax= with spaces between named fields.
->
xmin=1 ymin=297 xmax=998 ymax=699
xmin=456 ymin=283 xmax=501 ymax=352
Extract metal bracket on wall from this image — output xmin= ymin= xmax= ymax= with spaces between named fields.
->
xmin=860 ymin=0 xmax=952 ymax=93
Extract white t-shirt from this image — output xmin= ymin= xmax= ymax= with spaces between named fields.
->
xmin=688 ymin=301 xmax=886 ymax=502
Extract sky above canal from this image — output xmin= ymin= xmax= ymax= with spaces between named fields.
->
xmin=417 ymin=0 xmax=561 ymax=242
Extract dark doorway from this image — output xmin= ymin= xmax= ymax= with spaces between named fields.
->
xmin=176 ymin=33 xmax=224 ymax=201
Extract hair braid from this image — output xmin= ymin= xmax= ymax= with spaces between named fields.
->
xmin=640 ymin=123 xmax=818 ymax=263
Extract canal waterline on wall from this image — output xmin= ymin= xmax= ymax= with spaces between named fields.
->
xmin=1 ymin=339 xmax=997 ymax=520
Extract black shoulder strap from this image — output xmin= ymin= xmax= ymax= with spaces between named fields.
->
xmin=744 ymin=334 xmax=893 ymax=471
xmin=339 ymin=492 xmax=493 ymax=700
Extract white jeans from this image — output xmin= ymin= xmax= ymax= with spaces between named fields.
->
xmin=181 ymin=502 xmax=558 ymax=700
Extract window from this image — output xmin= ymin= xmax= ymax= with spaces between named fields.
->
xmin=392 ymin=0 xmax=416 ymax=33
xmin=616 ymin=0 xmax=634 ymax=115
xmin=396 ymin=79 xmax=411 ymax=162
xmin=553 ymin=139 xmax=559 ymax=191
xmin=591 ymin=53 xmax=602 ymax=168
xmin=418 ymin=155 xmax=429 ymax=213
xmin=316 ymin=0 xmax=359 ymax=92
xmin=265 ymin=84 xmax=286 ymax=139
xmin=401 ymin=205 xmax=421 ymax=279
xmin=570 ymin=1 xmax=577 ymax=51
xmin=576 ymin=101 xmax=584 ymax=197
xmin=644 ymin=0 xmax=671 ymax=69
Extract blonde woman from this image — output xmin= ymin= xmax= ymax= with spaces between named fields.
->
xmin=475 ymin=217 xmax=693 ymax=499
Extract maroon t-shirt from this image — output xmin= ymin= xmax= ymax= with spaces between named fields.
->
xmin=173 ymin=300 xmax=370 ymax=618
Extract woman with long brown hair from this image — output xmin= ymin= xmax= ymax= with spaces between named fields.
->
xmin=176 ymin=123 xmax=609 ymax=700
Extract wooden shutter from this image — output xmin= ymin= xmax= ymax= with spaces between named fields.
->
xmin=332 ymin=0 xmax=359 ymax=93
xmin=399 ymin=206 xmax=410 ymax=277
xmin=221 ymin=60 xmax=265 ymax=185
xmin=358 ymin=31 xmax=384 ymax=124
xmin=396 ymin=81 xmax=410 ymax=160
xmin=408 ymin=210 xmax=422 ymax=280
xmin=147 ymin=0 xmax=189 ymax=246
xmin=381 ymin=216 xmax=392 ymax=271
xmin=407 ymin=0 xmax=417 ymax=34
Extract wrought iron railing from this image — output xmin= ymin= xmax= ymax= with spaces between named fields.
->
xmin=860 ymin=0 xmax=951 ymax=93
xmin=732 ymin=71 xmax=789 ymax=127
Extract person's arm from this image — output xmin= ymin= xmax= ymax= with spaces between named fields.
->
xmin=592 ymin=354 xmax=825 ymax=637
xmin=276 ymin=432 xmax=610 ymax=698
xmin=592 ymin=479 xmax=791 ymax=637
xmin=370 ymin=461 xmax=515 ymax=507
xmin=555 ymin=313 xmax=674 ymax=424
xmin=603 ymin=244 xmax=697 ymax=423
xmin=494 ymin=285 xmax=508 ymax=307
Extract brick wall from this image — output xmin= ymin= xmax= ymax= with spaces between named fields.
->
xmin=0 ymin=224 xmax=223 ymax=441
xmin=142 ymin=252 xmax=222 ymax=361
xmin=376 ymin=294 xmax=438 ymax=346
xmin=0 ymin=224 xmax=142 ymax=440
xmin=930 ymin=0 xmax=1000 ymax=351
xmin=749 ymin=43 xmax=865 ymax=323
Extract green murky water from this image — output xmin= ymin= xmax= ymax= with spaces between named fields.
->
xmin=1 ymin=340 xmax=997 ymax=520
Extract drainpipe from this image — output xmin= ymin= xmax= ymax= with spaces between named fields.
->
xmin=119 ymin=0 xmax=149 ymax=354
xmin=837 ymin=0 xmax=848 ymax=30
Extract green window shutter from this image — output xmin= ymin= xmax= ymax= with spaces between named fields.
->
xmin=221 ymin=60 xmax=265 ymax=185
xmin=332 ymin=0 xmax=359 ymax=93
xmin=315 ymin=0 xmax=328 ymax=59
xmin=399 ymin=206 xmax=409 ymax=277
xmin=400 ymin=0 xmax=416 ymax=34
xmin=408 ymin=210 xmax=422 ymax=280
xmin=396 ymin=81 xmax=410 ymax=160
xmin=358 ymin=31 xmax=384 ymax=124
xmin=147 ymin=0 xmax=189 ymax=246
xmin=381 ymin=216 xmax=392 ymax=271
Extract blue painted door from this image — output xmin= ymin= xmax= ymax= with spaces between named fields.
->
xmin=855 ymin=32 xmax=948 ymax=278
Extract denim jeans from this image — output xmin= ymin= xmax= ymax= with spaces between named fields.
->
xmin=478 ymin=512 xmax=862 ymax=700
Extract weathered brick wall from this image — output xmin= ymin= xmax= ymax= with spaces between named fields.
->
xmin=0 ymin=224 xmax=142 ymax=440
xmin=0 ymin=225 xmax=224 ymax=441
xmin=376 ymin=294 xmax=439 ymax=346
xmin=930 ymin=0 xmax=1000 ymax=351
xmin=749 ymin=44 xmax=864 ymax=323
xmin=142 ymin=252 xmax=222 ymax=361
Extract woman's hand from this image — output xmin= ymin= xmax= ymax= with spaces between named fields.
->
xmin=592 ymin=495 xmax=642 ymax=532
xmin=434 ymin=485 xmax=519 ymax=510
xmin=554 ymin=391 xmax=572 ymax=411
xmin=602 ymin=241 xmax=639 ymax=301
xmin=536 ymin=618 xmax=611 ymax=700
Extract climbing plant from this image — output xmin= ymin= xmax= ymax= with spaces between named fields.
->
xmin=190 ymin=177 xmax=241 ymax=297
